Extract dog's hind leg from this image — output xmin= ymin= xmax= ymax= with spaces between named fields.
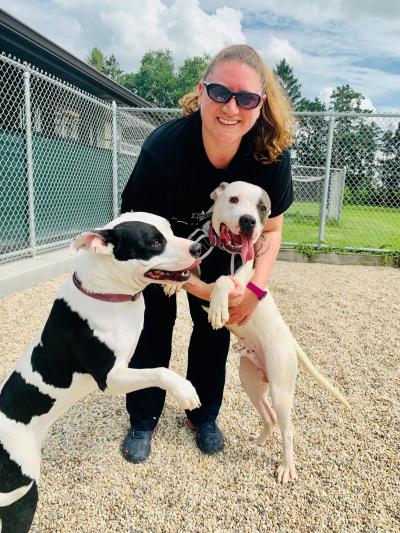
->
xmin=269 ymin=382 xmax=296 ymax=484
xmin=239 ymin=356 xmax=277 ymax=445
xmin=0 ymin=481 xmax=38 ymax=533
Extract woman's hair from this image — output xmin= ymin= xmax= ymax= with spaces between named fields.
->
xmin=180 ymin=44 xmax=295 ymax=164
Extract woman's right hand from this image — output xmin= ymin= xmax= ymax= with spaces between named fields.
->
xmin=227 ymin=277 xmax=245 ymax=307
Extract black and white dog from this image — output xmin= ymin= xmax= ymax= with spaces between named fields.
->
xmin=0 ymin=212 xmax=201 ymax=533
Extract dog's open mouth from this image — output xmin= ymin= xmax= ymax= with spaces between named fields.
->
xmin=145 ymin=259 xmax=200 ymax=283
xmin=219 ymin=224 xmax=254 ymax=262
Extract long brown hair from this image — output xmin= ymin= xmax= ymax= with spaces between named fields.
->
xmin=180 ymin=44 xmax=295 ymax=164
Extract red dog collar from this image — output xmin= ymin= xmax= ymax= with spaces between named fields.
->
xmin=72 ymin=272 xmax=141 ymax=303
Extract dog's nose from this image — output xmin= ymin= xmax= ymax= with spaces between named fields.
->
xmin=189 ymin=242 xmax=202 ymax=258
xmin=239 ymin=215 xmax=256 ymax=235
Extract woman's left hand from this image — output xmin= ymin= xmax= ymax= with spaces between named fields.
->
xmin=226 ymin=289 xmax=259 ymax=326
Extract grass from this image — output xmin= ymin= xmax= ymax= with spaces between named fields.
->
xmin=282 ymin=202 xmax=400 ymax=251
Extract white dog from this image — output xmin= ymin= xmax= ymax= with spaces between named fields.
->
xmin=187 ymin=182 xmax=350 ymax=483
xmin=0 ymin=212 xmax=201 ymax=532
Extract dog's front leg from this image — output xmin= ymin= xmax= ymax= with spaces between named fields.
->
xmin=208 ymin=276 xmax=235 ymax=329
xmin=106 ymin=367 xmax=200 ymax=410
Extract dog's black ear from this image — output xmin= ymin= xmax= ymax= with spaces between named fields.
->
xmin=70 ymin=230 xmax=114 ymax=255
xmin=210 ymin=182 xmax=229 ymax=201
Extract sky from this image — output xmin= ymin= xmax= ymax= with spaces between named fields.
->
xmin=2 ymin=0 xmax=400 ymax=112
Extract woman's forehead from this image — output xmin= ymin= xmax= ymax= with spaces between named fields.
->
xmin=207 ymin=60 xmax=262 ymax=92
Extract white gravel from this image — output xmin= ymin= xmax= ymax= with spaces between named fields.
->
xmin=0 ymin=261 xmax=399 ymax=532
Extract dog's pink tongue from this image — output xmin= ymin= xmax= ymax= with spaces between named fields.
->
xmin=241 ymin=235 xmax=254 ymax=262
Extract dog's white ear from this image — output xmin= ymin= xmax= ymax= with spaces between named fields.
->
xmin=70 ymin=232 xmax=112 ymax=255
xmin=210 ymin=182 xmax=229 ymax=201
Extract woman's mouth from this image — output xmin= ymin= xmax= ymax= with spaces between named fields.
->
xmin=217 ymin=117 xmax=240 ymax=126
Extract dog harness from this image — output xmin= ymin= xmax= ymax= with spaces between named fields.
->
xmin=72 ymin=272 xmax=141 ymax=302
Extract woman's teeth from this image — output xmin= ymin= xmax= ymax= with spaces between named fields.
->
xmin=218 ymin=117 xmax=239 ymax=125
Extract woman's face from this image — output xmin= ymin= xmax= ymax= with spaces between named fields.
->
xmin=198 ymin=60 xmax=265 ymax=150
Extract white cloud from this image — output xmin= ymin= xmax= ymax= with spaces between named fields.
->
xmin=319 ymin=87 xmax=333 ymax=107
xmin=261 ymin=36 xmax=302 ymax=68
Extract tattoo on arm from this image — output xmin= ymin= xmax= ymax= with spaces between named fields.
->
xmin=255 ymin=232 xmax=270 ymax=258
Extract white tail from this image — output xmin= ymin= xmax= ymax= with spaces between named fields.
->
xmin=0 ymin=481 xmax=33 ymax=507
xmin=294 ymin=339 xmax=351 ymax=409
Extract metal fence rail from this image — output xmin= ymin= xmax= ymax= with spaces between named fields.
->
xmin=1 ymin=51 xmax=399 ymax=265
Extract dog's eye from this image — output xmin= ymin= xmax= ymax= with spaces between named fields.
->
xmin=151 ymin=239 xmax=161 ymax=247
xmin=258 ymin=204 xmax=267 ymax=213
xmin=229 ymin=196 xmax=239 ymax=204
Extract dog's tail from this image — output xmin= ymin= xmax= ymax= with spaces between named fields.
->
xmin=0 ymin=481 xmax=34 ymax=507
xmin=294 ymin=339 xmax=351 ymax=409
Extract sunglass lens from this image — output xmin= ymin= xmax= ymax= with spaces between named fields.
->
xmin=207 ymin=84 xmax=231 ymax=103
xmin=237 ymin=93 xmax=261 ymax=109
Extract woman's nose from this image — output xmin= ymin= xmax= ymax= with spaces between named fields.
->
xmin=222 ymin=96 xmax=240 ymax=114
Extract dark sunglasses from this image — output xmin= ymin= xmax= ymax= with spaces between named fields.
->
xmin=202 ymin=81 xmax=262 ymax=110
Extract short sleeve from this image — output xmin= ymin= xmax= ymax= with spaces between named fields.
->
xmin=120 ymin=149 xmax=174 ymax=220
xmin=269 ymin=149 xmax=294 ymax=218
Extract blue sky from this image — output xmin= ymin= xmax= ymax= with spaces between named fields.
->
xmin=2 ymin=0 xmax=400 ymax=112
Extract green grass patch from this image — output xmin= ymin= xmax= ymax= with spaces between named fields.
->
xmin=283 ymin=202 xmax=400 ymax=250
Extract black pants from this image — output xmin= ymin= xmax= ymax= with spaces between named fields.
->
xmin=126 ymin=283 xmax=231 ymax=430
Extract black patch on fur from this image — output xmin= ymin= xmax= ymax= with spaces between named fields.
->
xmin=0 ymin=441 xmax=33 ymax=493
xmin=98 ymin=221 xmax=167 ymax=261
xmin=0 ymin=372 xmax=55 ymax=424
xmin=0 ymin=478 xmax=38 ymax=533
xmin=31 ymin=298 xmax=116 ymax=391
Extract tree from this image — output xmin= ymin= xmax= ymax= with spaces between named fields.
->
xmin=329 ymin=85 xmax=379 ymax=193
xmin=86 ymin=47 xmax=106 ymax=73
xmin=132 ymin=50 xmax=177 ymax=107
xmin=174 ymin=55 xmax=210 ymax=103
xmin=294 ymin=98 xmax=328 ymax=168
xmin=103 ymin=54 xmax=124 ymax=83
xmin=273 ymin=59 xmax=302 ymax=108
xmin=378 ymin=124 xmax=400 ymax=197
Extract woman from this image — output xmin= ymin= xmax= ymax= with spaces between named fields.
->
xmin=120 ymin=44 xmax=294 ymax=462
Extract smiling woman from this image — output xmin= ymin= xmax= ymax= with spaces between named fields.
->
xmin=120 ymin=44 xmax=296 ymax=464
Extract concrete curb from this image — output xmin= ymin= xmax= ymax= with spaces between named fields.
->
xmin=278 ymin=248 xmax=398 ymax=267
xmin=0 ymin=248 xmax=75 ymax=298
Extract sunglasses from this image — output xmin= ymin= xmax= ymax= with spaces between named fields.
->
xmin=202 ymin=81 xmax=262 ymax=110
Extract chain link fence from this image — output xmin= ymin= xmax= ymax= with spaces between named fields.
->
xmin=1 ymin=51 xmax=399 ymax=265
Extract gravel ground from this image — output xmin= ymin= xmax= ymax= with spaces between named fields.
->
xmin=0 ymin=261 xmax=399 ymax=533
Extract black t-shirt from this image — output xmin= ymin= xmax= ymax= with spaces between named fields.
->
xmin=121 ymin=111 xmax=293 ymax=282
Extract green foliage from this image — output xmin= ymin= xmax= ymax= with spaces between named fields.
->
xmin=273 ymin=59 xmax=302 ymax=108
xmin=103 ymin=54 xmax=124 ymax=83
xmin=86 ymin=47 xmax=123 ymax=83
xmin=132 ymin=50 xmax=177 ymax=107
xmin=86 ymin=47 xmax=106 ymax=72
xmin=330 ymin=84 xmax=371 ymax=113
xmin=174 ymin=55 xmax=210 ymax=103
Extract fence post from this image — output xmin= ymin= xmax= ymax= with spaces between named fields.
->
xmin=112 ymin=100 xmax=119 ymax=218
xmin=318 ymin=111 xmax=335 ymax=247
xmin=23 ymin=70 xmax=37 ymax=256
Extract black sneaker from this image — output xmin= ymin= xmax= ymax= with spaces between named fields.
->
xmin=121 ymin=428 xmax=153 ymax=463
xmin=188 ymin=420 xmax=224 ymax=454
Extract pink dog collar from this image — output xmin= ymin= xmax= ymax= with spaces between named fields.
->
xmin=246 ymin=281 xmax=268 ymax=300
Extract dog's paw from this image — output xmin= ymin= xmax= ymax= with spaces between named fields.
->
xmin=168 ymin=376 xmax=201 ymax=411
xmin=276 ymin=463 xmax=297 ymax=484
xmin=249 ymin=427 xmax=273 ymax=445
xmin=208 ymin=298 xmax=229 ymax=329
xmin=163 ymin=283 xmax=181 ymax=297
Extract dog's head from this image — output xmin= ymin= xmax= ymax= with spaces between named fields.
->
xmin=210 ymin=181 xmax=271 ymax=262
xmin=70 ymin=212 xmax=201 ymax=290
